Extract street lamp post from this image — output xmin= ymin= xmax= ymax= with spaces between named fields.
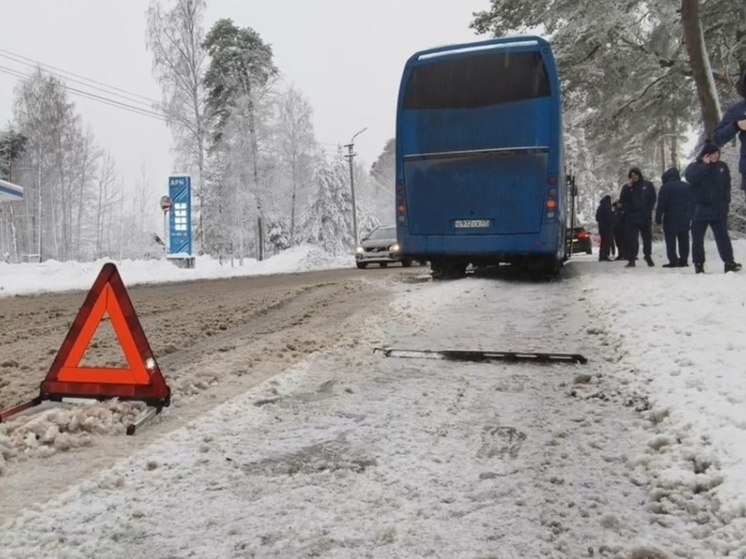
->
xmin=344 ymin=127 xmax=367 ymax=248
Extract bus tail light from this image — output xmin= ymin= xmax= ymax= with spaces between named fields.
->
xmin=396 ymin=183 xmax=408 ymax=225
xmin=546 ymin=177 xmax=559 ymax=222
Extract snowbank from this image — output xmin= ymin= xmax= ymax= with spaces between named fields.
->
xmin=0 ymin=244 xmax=354 ymax=298
xmin=576 ymin=238 xmax=746 ymax=553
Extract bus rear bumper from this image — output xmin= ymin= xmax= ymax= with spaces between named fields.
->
xmin=401 ymin=230 xmax=563 ymax=263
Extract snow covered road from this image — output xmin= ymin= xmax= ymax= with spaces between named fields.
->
xmin=0 ymin=265 xmax=407 ymax=521
xmin=0 ymin=265 xmax=704 ymax=558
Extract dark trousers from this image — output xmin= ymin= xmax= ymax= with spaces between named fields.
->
xmin=599 ymin=227 xmax=613 ymax=259
xmin=613 ymin=224 xmax=626 ymax=259
xmin=625 ymin=221 xmax=652 ymax=262
xmin=691 ymin=219 xmax=734 ymax=264
xmin=664 ymin=228 xmax=690 ymax=264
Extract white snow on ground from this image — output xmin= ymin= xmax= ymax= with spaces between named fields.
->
xmin=574 ymin=238 xmax=746 ymax=555
xmin=0 ymin=244 xmax=354 ymax=298
xmin=0 ymin=263 xmax=710 ymax=559
xmin=3 ymin=240 xmax=746 ymax=556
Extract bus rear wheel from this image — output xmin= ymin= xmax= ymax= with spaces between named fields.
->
xmin=431 ymin=260 xmax=467 ymax=280
xmin=527 ymin=258 xmax=562 ymax=278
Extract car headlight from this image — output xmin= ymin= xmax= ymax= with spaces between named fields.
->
xmin=356 ymin=246 xmax=364 ymax=254
xmin=390 ymin=243 xmax=400 ymax=252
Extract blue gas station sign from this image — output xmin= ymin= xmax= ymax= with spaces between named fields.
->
xmin=168 ymin=175 xmax=192 ymax=256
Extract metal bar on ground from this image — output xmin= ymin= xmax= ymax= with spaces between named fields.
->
xmin=373 ymin=347 xmax=587 ymax=365
xmin=0 ymin=398 xmax=42 ymax=423
xmin=126 ymin=406 xmax=160 ymax=436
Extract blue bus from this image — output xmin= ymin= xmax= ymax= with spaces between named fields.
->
xmin=394 ymin=36 xmax=568 ymax=277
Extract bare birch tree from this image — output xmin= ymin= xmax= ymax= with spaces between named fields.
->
xmin=146 ymin=0 xmax=208 ymax=248
xmin=276 ymin=85 xmax=316 ymax=243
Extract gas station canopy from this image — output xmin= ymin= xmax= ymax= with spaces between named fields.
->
xmin=0 ymin=178 xmax=24 ymax=202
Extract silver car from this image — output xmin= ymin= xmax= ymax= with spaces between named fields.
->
xmin=355 ymin=226 xmax=412 ymax=269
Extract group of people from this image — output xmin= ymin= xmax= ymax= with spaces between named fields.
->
xmin=594 ymin=71 xmax=746 ymax=274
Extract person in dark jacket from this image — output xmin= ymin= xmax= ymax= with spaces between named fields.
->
xmin=684 ymin=142 xmax=742 ymax=274
xmin=655 ymin=168 xmax=692 ymax=267
xmin=595 ymin=195 xmax=614 ymax=261
xmin=619 ymin=167 xmax=657 ymax=267
xmin=713 ymin=70 xmax=746 ymax=193
xmin=612 ymin=199 xmax=627 ymax=260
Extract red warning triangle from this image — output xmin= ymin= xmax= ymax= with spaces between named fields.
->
xmin=40 ymin=263 xmax=170 ymax=406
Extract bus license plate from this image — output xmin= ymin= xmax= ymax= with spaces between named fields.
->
xmin=454 ymin=219 xmax=490 ymax=228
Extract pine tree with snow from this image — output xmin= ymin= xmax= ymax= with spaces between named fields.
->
xmin=298 ymin=151 xmax=356 ymax=254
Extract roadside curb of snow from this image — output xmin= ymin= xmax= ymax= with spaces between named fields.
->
xmin=576 ymin=278 xmax=745 ymax=554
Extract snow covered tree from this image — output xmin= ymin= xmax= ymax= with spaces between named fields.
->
xmin=202 ymin=18 xmax=279 ymax=259
xmin=0 ymin=127 xmax=28 ymax=260
xmin=118 ymin=165 xmax=163 ymax=260
xmin=12 ymin=70 xmax=102 ymax=261
xmin=146 ymin=0 xmax=209 ymax=249
xmin=0 ymin=128 xmax=27 ymax=181
xmin=275 ymin=84 xmax=316 ymax=244
xmin=298 ymin=152 xmax=356 ymax=254
xmin=93 ymin=153 xmax=121 ymax=259
xmin=203 ymin=19 xmax=277 ymax=134
xmin=368 ymin=137 xmax=396 ymax=224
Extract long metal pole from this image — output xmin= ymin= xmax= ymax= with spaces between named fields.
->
xmin=345 ymin=127 xmax=367 ymax=248
xmin=347 ymin=145 xmax=358 ymax=247
xmin=37 ymin=139 xmax=42 ymax=262
xmin=163 ymin=210 xmax=168 ymax=254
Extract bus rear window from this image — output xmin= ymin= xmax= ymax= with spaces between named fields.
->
xmin=403 ymin=51 xmax=551 ymax=110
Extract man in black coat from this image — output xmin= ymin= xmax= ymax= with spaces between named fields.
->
xmin=684 ymin=143 xmax=742 ymax=274
xmin=713 ymin=70 xmax=746 ymax=193
xmin=655 ymin=168 xmax=692 ymax=268
xmin=595 ymin=195 xmax=614 ymax=261
xmin=619 ymin=167 xmax=657 ymax=267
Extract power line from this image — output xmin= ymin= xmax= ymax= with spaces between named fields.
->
xmin=0 ymin=65 xmax=169 ymax=123
xmin=0 ymin=52 xmax=159 ymax=110
xmin=0 ymin=47 xmax=161 ymax=106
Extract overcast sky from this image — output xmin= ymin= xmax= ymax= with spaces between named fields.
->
xmin=0 ymin=0 xmax=489 ymax=197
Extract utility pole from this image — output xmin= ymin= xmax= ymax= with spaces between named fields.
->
xmin=37 ymin=139 xmax=42 ymax=263
xmin=344 ymin=127 xmax=367 ymax=248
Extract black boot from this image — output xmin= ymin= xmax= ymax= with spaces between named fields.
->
xmin=695 ymin=263 xmax=704 ymax=274
xmin=662 ymin=262 xmax=677 ymax=268
xmin=678 ymin=259 xmax=689 ymax=267
xmin=625 ymin=260 xmax=636 ymax=268
xmin=724 ymin=261 xmax=742 ymax=273
xmin=644 ymin=256 xmax=655 ymax=267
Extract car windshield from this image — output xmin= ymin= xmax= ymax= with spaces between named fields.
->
xmin=366 ymin=227 xmax=396 ymax=240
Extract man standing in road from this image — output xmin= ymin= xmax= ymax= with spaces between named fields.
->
xmin=713 ymin=70 xmax=746 ymax=193
xmin=655 ymin=168 xmax=692 ymax=268
xmin=595 ymin=195 xmax=614 ymax=261
xmin=685 ymin=143 xmax=742 ymax=274
xmin=612 ymin=199 xmax=627 ymax=261
xmin=619 ymin=167 xmax=657 ymax=268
